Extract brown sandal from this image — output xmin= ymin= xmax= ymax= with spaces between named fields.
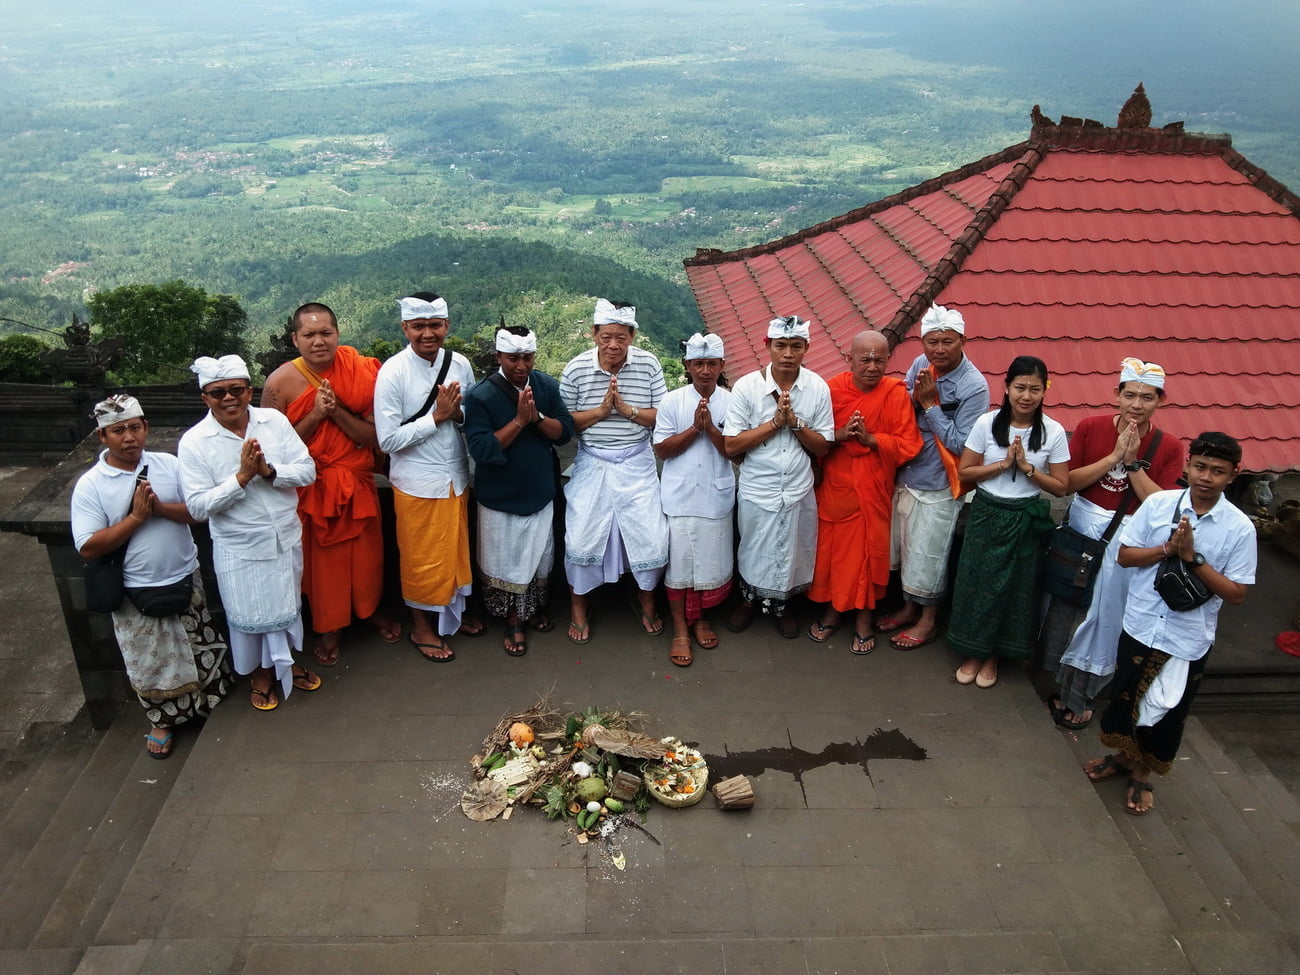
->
xmin=670 ymin=636 xmax=693 ymax=667
xmin=691 ymin=619 xmax=719 ymax=649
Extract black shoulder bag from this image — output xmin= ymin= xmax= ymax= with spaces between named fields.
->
xmin=1040 ymin=430 xmax=1163 ymax=609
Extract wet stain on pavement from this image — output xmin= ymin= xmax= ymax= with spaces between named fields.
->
xmin=706 ymin=727 xmax=927 ymax=805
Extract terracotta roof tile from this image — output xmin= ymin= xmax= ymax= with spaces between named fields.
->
xmin=687 ymin=112 xmax=1300 ymax=472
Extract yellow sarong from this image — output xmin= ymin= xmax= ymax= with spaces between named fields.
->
xmin=393 ymin=487 xmax=472 ymax=608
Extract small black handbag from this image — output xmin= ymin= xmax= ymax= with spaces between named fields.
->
xmin=125 ymin=576 xmax=194 ymax=618
xmin=1153 ymin=491 xmax=1213 ymax=612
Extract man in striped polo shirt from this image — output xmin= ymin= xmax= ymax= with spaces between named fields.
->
xmin=559 ymin=299 xmax=669 ymax=645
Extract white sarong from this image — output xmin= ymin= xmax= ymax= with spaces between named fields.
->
xmin=890 ymin=485 xmax=962 ymax=603
xmin=1059 ymin=495 xmax=1135 ymax=679
xmin=564 ymin=441 xmax=668 ymax=573
xmin=213 ymin=535 xmax=304 ymax=699
xmin=479 ymin=503 xmax=554 ymax=591
xmin=737 ymin=492 xmax=817 ymax=601
xmin=665 ymin=514 xmax=733 ymax=592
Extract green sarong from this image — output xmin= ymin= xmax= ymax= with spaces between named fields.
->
xmin=948 ymin=488 xmax=1054 ymax=661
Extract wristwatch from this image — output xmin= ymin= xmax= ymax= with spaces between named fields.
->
xmin=1124 ymin=460 xmax=1151 ymax=472
xmin=1189 ymin=552 xmax=1206 ymax=568
xmin=790 ymin=417 xmax=804 ymax=432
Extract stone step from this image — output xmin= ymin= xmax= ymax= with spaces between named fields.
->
xmin=0 ymin=717 xmax=100 ymax=896
xmin=1121 ymin=717 xmax=1300 ymax=934
xmin=0 ymin=947 xmax=83 ymax=975
xmin=0 ymin=708 xmax=144 ymax=951
xmin=31 ymin=728 xmax=184 ymax=950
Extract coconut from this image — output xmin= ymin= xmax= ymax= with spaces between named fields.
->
xmin=575 ymin=776 xmax=608 ymax=802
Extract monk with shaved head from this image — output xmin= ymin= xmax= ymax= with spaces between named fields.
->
xmin=807 ymin=330 xmax=922 ymax=655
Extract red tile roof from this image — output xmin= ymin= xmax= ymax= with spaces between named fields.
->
xmin=685 ymin=106 xmax=1300 ymax=473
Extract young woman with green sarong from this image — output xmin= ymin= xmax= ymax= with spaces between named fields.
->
xmin=949 ymin=357 xmax=1070 ymax=688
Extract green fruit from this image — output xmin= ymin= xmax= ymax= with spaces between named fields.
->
xmin=603 ymin=797 xmax=625 ymax=813
xmin=575 ymin=776 xmax=608 ymax=802
xmin=482 ymin=752 xmax=506 ymax=770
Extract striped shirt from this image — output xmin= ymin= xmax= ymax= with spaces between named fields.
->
xmin=560 ymin=346 xmax=666 ymax=449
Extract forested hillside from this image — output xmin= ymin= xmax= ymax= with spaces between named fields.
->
xmin=2 ymin=0 xmax=1296 ymax=378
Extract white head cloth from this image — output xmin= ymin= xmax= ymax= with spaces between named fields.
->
xmin=593 ymin=298 xmax=637 ymax=329
xmin=92 ymin=394 xmax=144 ymax=429
xmin=1118 ymin=356 xmax=1166 ymax=389
xmin=190 ymin=355 xmax=250 ymax=389
xmin=398 ymin=296 xmax=448 ymax=321
xmin=920 ymin=304 xmax=966 ymax=337
xmin=767 ymin=316 xmax=811 ymax=341
xmin=495 ymin=328 xmax=537 ymax=354
xmin=683 ymin=332 xmax=725 ymax=360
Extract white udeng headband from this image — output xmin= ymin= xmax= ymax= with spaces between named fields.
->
xmin=92 ymin=394 xmax=144 ymax=429
xmin=191 ymin=354 xmax=250 ymax=389
xmin=398 ymin=296 xmax=449 ymax=321
xmin=919 ymin=303 xmax=965 ymax=336
xmin=593 ymin=298 xmax=637 ymax=328
xmin=683 ymin=332 xmax=725 ymax=360
xmin=767 ymin=316 xmax=811 ymax=340
xmin=1118 ymin=356 xmax=1166 ymax=389
xmin=495 ymin=329 xmax=537 ymax=354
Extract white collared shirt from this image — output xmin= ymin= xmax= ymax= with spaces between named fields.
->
xmin=374 ymin=344 xmax=476 ymax=498
xmin=724 ymin=365 xmax=834 ymax=510
xmin=178 ymin=407 xmax=316 ymax=559
xmin=71 ymin=449 xmax=198 ymax=588
xmin=1119 ymin=488 xmax=1257 ymax=661
xmin=653 ymin=384 xmax=734 ymax=519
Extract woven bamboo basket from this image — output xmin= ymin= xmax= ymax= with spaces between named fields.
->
xmin=644 ymin=762 xmax=709 ymax=807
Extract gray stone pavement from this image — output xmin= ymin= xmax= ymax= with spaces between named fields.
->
xmin=76 ymin=593 xmax=1300 ymax=975
xmin=3 ymin=462 xmax=1300 ymax=974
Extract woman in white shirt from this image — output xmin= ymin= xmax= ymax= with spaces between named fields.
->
xmin=948 ymin=356 xmax=1070 ymax=688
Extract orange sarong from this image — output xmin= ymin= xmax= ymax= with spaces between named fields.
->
xmin=286 ymin=345 xmax=384 ymax=633
xmin=810 ymin=374 xmax=923 ymax=613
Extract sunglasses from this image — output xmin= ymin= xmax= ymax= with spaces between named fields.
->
xmin=203 ymin=384 xmax=251 ymax=400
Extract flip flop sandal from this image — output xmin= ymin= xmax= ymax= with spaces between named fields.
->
xmin=144 ymin=730 xmax=174 ymax=760
xmin=875 ymin=616 xmax=913 ymax=634
xmin=313 ymin=641 xmax=341 ymax=667
xmin=567 ymin=620 xmax=591 ymax=646
xmin=504 ymin=625 xmax=528 ymax=657
xmin=1055 ymin=708 xmax=1094 ymax=731
xmin=849 ymin=633 xmax=875 ymax=655
xmin=410 ymin=635 xmax=455 ymax=662
xmin=807 ymin=620 xmax=841 ymax=644
xmin=669 ymin=636 xmax=693 ymax=667
xmin=634 ymin=605 xmax=664 ymax=635
xmin=1125 ymin=778 xmax=1155 ymax=816
xmin=250 ymin=685 xmax=279 ymax=711
xmin=1083 ymin=754 xmax=1130 ymax=782
xmin=368 ymin=619 xmax=403 ymax=644
xmin=525 ymin=613 xmax=555 ymax=633
xmin=292 ymin=666 xmax=323 ymax=692
xmin=889 ymin=631 xmax=935 ymax=651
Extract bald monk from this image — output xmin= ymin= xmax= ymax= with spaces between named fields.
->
xmin=807 ymin=330 xmax=922 ymax=654
xmin=261 ymin=302 xmax=401 ymax=665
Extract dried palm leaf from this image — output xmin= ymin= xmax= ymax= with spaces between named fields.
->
xmin=461 ymin=778 xmax=509 ymax=822
xmin=584 ymin=726 xmax=668 ymax=760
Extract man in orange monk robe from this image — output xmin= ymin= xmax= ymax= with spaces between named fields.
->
xmin=807 ymin=330 xmax=922 ymax=655
xmin=261 ymin=302 xmax=401 ymax=665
